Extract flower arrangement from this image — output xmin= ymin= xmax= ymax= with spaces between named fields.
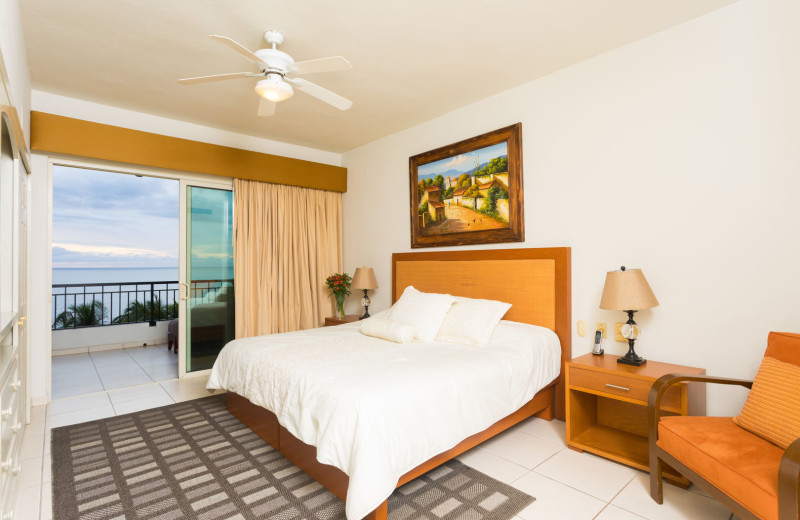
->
xmin=325 ymin=272 xmax=352 ymax=318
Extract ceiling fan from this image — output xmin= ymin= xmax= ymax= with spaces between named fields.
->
xmin=178 ymin=31 xmax=352 ymax=116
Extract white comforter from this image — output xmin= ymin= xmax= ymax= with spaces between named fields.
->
xmin=206 ymin=320 xmax=560 ymax=520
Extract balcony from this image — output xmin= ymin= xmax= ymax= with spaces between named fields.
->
xmin=51 ymin=280 xmax=230 ymax=399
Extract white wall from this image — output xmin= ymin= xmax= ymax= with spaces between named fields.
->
xmin=27 ymin=94 xmax=345 ymax=404
xmin=28 ymin=153 xmax=49 ymax=405
xmin=0 ymin=0 xmax=31 ymax=142
xmin=342 ymin=0 xmax=800 ymax=416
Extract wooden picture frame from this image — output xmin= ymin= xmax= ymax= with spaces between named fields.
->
xmin=409 ymin=123 xmax=524 ymax=248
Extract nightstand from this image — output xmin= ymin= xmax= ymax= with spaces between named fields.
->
xmin=566 ymin=353 xmax=706 ymax=486
xmin=324 ymin=315 xmax=360 ymax=326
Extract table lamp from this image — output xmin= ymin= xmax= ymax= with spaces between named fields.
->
xmin=352 ymin=266 xmax=378 ymax=319
xmin=599 ymin=266 xmax=659 ymax=366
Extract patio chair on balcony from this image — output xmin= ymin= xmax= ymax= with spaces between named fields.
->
xmin=167 ymin=318 xmax=179 ymax=354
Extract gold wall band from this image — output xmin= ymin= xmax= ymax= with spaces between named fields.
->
xmin=30 ymin=111 xmax=347 ymax=192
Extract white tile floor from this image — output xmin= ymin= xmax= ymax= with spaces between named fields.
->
xmin=51 ymin=344 xmax=178 ymax=399
xmin=16 ymin=383 xmax=737 ymax=520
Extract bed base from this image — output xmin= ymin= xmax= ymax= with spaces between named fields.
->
xmin=227 ymin=382 xmax=555 ymax=520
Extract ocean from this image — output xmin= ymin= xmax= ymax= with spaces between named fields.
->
xmin=53 ymin=267 xmax=180 ymax=285
xmin=52 ymin=267 xmax=234 ymax=285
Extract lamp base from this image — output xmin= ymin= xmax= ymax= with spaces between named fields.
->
xmin=617 ymin=354 xmax=646 ymax=366
xmin=359 ymin=289 xmax=371 ymax=320
xmin=617 ymin=313 xmax=646 ymax=366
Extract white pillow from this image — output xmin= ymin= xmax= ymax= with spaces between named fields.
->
xmin=359 ymin=318 xmax=415 ymax=343
xmin=387 ymin=286 xmax=455 ymax=341
xmin=435 ymin=296 xmax=512 ymax=347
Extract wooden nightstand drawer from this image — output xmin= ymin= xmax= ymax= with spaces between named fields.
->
xmin=569 ymin=365 xmax=682 ymax=409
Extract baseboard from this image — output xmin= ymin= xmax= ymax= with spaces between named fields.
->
xmin=52 ymin=338 xmax=168 ymax=356
xmin=52 ymin=346 xmax=88 ymax=356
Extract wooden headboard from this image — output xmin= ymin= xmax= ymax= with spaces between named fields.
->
xmin=392 ymin=247 xmax=571 ymax=420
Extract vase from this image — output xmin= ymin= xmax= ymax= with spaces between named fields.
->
xmin=334 ymin=293 xmax=346 ymax=319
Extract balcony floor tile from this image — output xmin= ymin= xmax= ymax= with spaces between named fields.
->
xmin=99 ymin=371 xmax=155 ymax=390
xmin=52 ymin=380 xmax=105 ymax=400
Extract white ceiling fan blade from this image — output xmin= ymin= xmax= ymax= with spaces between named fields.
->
xmin=288 ymin=78 xmax=353 ymax=111
xmin=178 ymin=72 xmax=256 ymax=85
xmin=290 ymin=56 xmax=352 ymax=75
xmin=208 ymin=35 xmax=271 ymax=69
xmin=257 ymin=97 xmax=276 ymax=117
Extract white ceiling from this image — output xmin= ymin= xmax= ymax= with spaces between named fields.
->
xmin=20 ymin=0 xmax=736 ymax=153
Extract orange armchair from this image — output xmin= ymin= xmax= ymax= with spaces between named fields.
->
xmin=648 ymin=332 xmax=800 ymax=520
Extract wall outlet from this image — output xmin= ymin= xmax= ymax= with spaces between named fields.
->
xmin=615 ymin=322 xmax=626 ymax=342
xmin=596 ymin=322 xmax=607 ymax=338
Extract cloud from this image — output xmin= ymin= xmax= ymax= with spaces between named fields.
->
xmin=53 ymin=243 xmax=175 ymax=258
xmin=418 ymin=153 xmax=479 ymax=177
xmin=442 ymin=154 xmax=476 ymax=171
xmin=52 ymin=246 xmax=177 ymax=269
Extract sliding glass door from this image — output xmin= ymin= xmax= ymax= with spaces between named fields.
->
xmin=179 ymin=180 xmax=234 ymax=376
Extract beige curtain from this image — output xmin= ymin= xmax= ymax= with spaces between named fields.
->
xmin=233 ymin=179 xmax=342 ymax=338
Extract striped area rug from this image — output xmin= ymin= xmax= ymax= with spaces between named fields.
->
xmin=52 ymin=395 xmax=534 ymax=519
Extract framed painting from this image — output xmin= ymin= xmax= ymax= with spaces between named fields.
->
xmin=409 ymin=123 xmax=524 ymax=248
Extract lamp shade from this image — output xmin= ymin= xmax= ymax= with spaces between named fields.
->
xmin=352 ymin=266 xmax=378 ymax=290
xmin=599 ymin=268 xmax=659 ymax=311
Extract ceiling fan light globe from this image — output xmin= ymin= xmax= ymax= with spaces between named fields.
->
xmin=255 ymin=77 xmax=293 ymax=102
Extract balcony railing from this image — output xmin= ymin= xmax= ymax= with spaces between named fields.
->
xmin=51 ymin=280 xmax=231 ymax=330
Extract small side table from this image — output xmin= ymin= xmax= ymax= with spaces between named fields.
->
xmin=566 ymin=353 xmax=706 ymax=486
xmin=324 ymin=315 xmax=361 ymax=327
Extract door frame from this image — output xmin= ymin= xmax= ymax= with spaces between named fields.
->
xmin=44 ymin=157 xmax=233 ymax=395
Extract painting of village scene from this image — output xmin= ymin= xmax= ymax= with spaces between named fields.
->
xmin=409 ymin=124 xmax=523 ymax=248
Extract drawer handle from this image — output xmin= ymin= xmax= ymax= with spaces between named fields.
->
xmin=605 ymin=383 xmax=631 ymax=391
xmin=0 ymin=460 xmax=11 ymax=472
xmin=0 ymin=407 xmax=11 ymax=420
xmin=11 ymin=422 xmax=21 ymax=434
xmin=11 ymin=380 xmax=20 ymax=392
xmin=11 ymin=464 xmax=21 ymax=475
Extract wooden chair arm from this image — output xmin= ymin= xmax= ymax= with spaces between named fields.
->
xmin=647 ymin=374 xmax=753 ymax=448
xmin=779 ymin=436 xmax=800 ymax=520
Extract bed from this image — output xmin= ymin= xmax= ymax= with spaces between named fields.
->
xmin=208 ymin=247 xmax=571 ymax=519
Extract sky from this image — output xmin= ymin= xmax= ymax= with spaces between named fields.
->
xmin=417 ymin=142 xmax=508 ymax=178
xmin=52 ymin=166 xmax=179 ymax=269
xmin=188 ymin=186 xmax=233 ymax=278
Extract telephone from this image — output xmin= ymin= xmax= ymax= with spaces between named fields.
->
xmin=592 ymin=329 xmax=604 ymax=355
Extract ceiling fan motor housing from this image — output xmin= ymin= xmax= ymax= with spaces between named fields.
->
xmin=255 ymin=48 xmax=294 ymax=74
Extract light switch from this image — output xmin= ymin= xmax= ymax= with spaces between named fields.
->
xmin=596 ymin=322 xmax=607 ymax=338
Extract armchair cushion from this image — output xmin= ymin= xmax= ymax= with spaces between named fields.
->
xmin=733 ymin=356 xmax=800 ymax=449
xmin=764 ymin=331 xmax=800 ymax=366
xmin=658 ymin=416 xmax=784 ymax=520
